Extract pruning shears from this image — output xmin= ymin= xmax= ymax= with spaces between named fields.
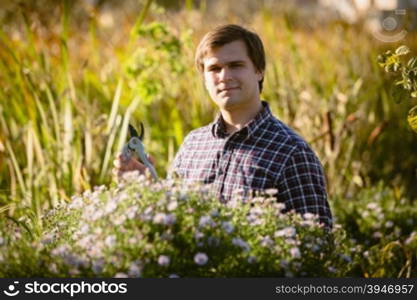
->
xmin=121 ymin=122 xmax=158 ymax=180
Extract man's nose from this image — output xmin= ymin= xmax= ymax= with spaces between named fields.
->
xmin=218 ymin=67 xmax=232 ymax=81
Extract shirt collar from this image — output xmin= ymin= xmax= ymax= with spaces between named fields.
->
xmin=211 ymin=101 xmax=273 ymax=139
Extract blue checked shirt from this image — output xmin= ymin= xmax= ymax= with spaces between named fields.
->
xmin=169 ymin=101 xmax=332 ymax=228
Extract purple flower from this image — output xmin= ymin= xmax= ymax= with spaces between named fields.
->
xmin=194 ymin=252 xmax=208 ymax=265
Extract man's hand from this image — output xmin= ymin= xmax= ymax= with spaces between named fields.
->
xmin=112 ymin=153 xmax=155 ymax=181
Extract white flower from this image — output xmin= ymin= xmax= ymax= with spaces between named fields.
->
xmin=221 ymin=221 xmax=234 ymax=234
xmin=126 ymin=206 xmax=138 ymax=219
xmin=328 ymin=266 xmax=337 ymax=273
xmin=280 ymin=259 xmax=289 ymax=269
xmin=226 ymin=199 xmax=239 ymax=209
xmin=366 ymin=202 xmax=378 ymax=210
xmin=76 ymin=235 xmax=93 ymax=249
xmin=265 ymin=188 xmax=278 ymax=196
xmin=153 ymin=213 xmax=167 ymax=224
xmin=194 ymin=231 xmax=204 ymax=240
xmin=94 ymin=228 xmax=102 ymax=236
xmin=68 ymin=196 xmax=84 ymax=209
xmin=260 ymin=235 xmax=274 ymax=248
xmin=121 ymin=170 xmax=140 ymax=182
xmin=372 ymin=231 xmax=382 ymax=239
xmin=199 ymin=215 xmax=215 ymax=228
xmin=303 ymin=213 xmax=317 ymax=221
xmin=105 ymin=235 xmax=117 ymax=247
xmin=274 ymin=227 xmax=296 ymax=238
xmin=114 ymin=215 xmax=127 ymax=226
xmin=249 ymin=207 xmax=263 ymax=216
xmin=385 ymin=220 xmax=394 ymax=228
xmin=129 ymin=237 xmax=138 ymax=244
xmin=247 ymin=214 xmax=258 ymax=223
xmin=51 ymin=245 xmax=69 ymax=256
xmin=273 ymin=203 xmax=286 ymax=212
xmin=92 ymin=259 xmax=104 ymax=274
xmin=63 ymin=254 xmax=87 ymax=268
xmin=290 ymin=247 xmax=301 ymax=259
xmin=144 ymin=206 xmax=153 ymax=215
xmin=167 ymin=201 xmax=178 ymax=211
xmin=91 ymin=210 xmax=104 ymax=221
xmin=164 ymin=213 xmax=176 ymax=225
xmin=232 ymin=237 xmax=250 ymax=252
xmin=41 ymin=233 xmax=54 ymax=245
xmin=114 ymin=272 xmax=128 ymax=278
xmin=405 ymin=232 xmax=417 ymax=245
xmin=340 ymin=254 xmax=352 ymax=263
xmin=158 ymin=255 xmax=170 ymax=266
xmin=105 ymin=200 xmax=118 ymax=214
xmin=194 ymin=252 xmax=208 ymax=265
xmin=128 ymin=261 xmax=142 ymax=277
xmin=48 ymin=263 xmax=58 ymax=274
xmin=169 ymin=274 xmax=180 ymax=278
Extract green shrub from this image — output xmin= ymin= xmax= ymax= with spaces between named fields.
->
xmin=332 ymin=182 xmax=417 ymax=277
xmin=0 ymin=173 xmax=357 ymax=277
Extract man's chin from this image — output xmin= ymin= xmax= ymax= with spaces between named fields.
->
xmin=215 ymin=97 xmax=240 ymax=109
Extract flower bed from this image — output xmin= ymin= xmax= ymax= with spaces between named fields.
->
xmin=0 ymin=173 xmax=357 ymax=277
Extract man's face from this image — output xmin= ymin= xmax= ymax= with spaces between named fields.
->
xmin=202 ymin=40 xmax=264 ymax=111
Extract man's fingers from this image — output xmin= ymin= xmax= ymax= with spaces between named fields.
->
xmin=120 ymin=157 xmax=147 ymax=173
xmin=113 ymin=158 xmax=120 ymax=168
xmin=148 ymin=154 xmax=156 ymax=165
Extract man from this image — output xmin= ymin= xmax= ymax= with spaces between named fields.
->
xmin=115 ymin=24 xmax=333 ymax=228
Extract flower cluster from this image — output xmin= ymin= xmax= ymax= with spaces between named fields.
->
xmin=0 ymin=175 xmax=359 ymax=277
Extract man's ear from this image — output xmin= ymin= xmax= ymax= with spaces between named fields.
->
xmin=257 ymin=70 xmax=264 ymax=82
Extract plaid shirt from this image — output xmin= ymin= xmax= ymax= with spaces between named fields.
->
xmin=169 ymin=101 xmax=332 ymax=228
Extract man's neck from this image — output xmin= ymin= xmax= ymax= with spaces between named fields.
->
xmin=220 ymin=100 xmax=263 ymax=134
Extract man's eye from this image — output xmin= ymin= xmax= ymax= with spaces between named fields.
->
xmin=210 ymin=67 xmax=221 ymax=72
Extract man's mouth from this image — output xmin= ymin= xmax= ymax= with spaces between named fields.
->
xmin=218 ymin=87 xmax=239 ymax=93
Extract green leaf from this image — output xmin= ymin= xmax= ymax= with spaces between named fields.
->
xmin=407 ymin=105 xmax=417 ymax=132
xmin=391 ymin=84 xmax=408 ymax=104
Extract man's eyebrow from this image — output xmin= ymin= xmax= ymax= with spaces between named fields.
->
xmin=228 ymin=60 xmax=246 ymax=65
xmin=206 ymin=60 xmax=246 ymax=69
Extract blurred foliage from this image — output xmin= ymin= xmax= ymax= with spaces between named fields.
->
xmin=332 ymin=182 xmax=417 ymax=277
xmin=378 ymin=45 xmax=417 ymax=132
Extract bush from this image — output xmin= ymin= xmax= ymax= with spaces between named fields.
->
xmin=332 ymin=182 xmax=417 ymax=277
xmin=0 ymin=173 xmax=357 ymax=277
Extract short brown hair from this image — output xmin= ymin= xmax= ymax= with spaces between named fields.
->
xmin=195 ymin=24 xmax=266 ymax=92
